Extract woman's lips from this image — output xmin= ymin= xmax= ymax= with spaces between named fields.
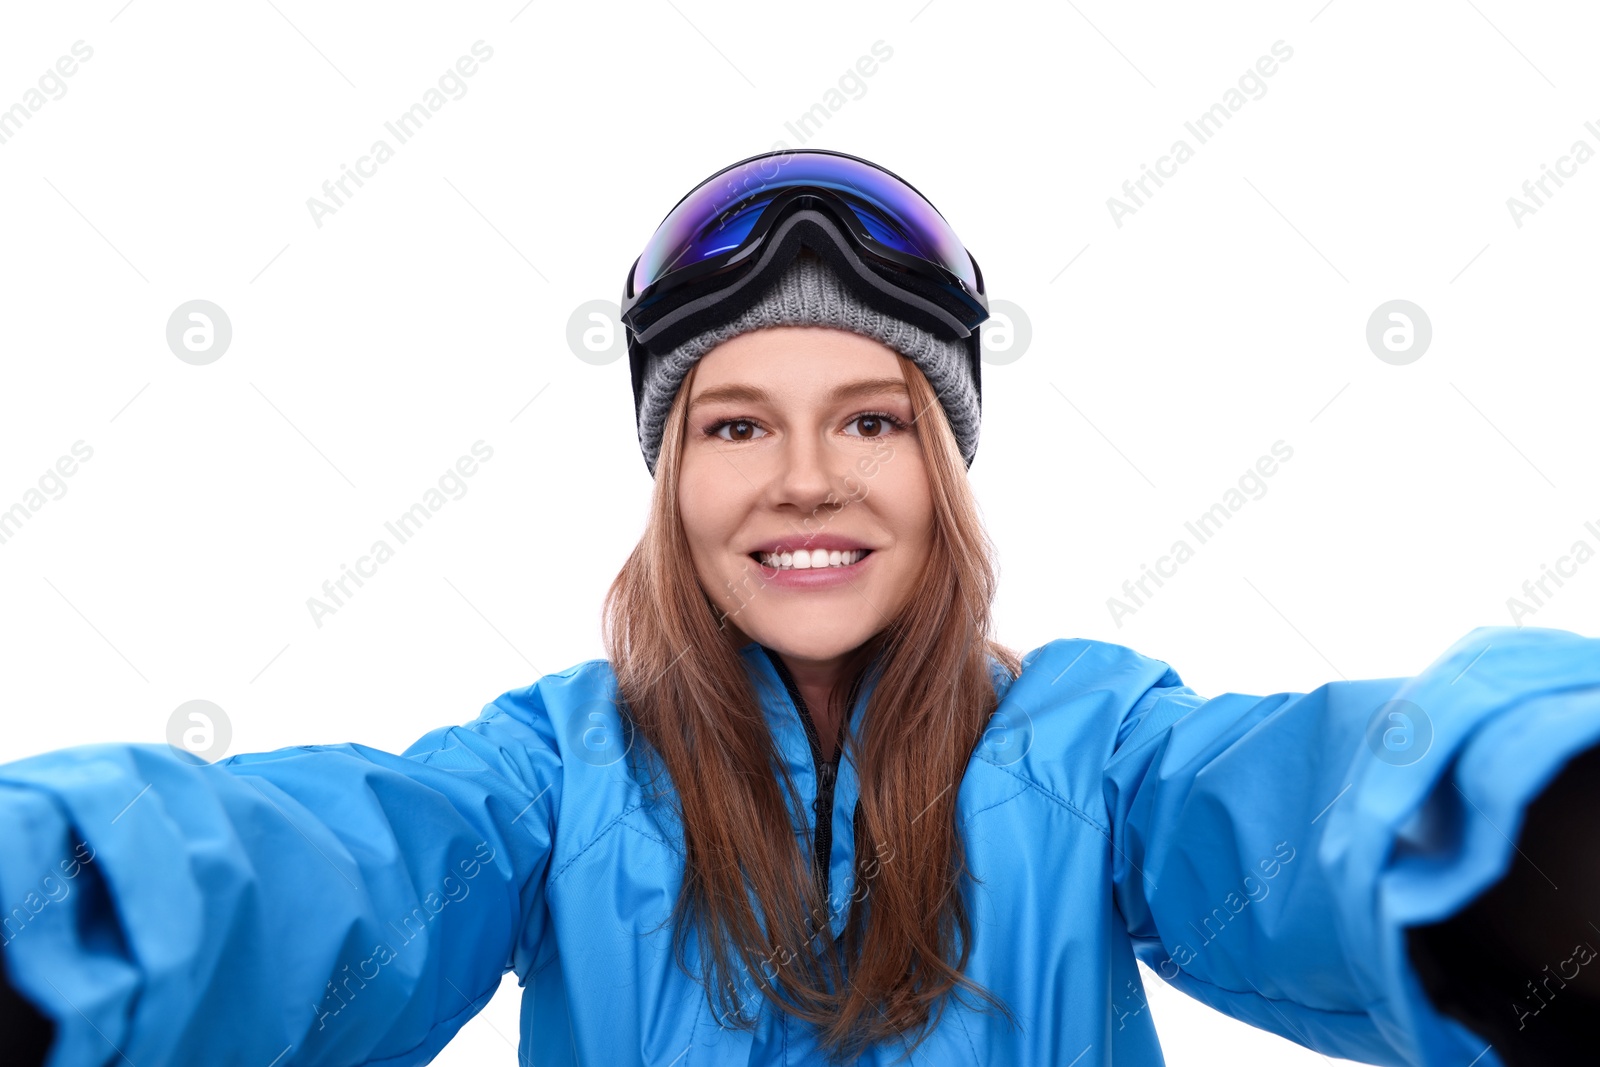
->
xmin=749 ymin=548 xmax=874 ymax=588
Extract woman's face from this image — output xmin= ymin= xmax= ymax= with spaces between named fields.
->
xmin=677 ymin=326 xmax=934 ymax=669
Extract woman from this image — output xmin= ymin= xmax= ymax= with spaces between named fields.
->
xmin=1 ymin=149 xmax=1596 ymax=1067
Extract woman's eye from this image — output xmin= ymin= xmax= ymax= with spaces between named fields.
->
xmin=845 ymin=413 xmax=902 ymax=438
xmin=712 ymin=419 xmax=767 ymax=442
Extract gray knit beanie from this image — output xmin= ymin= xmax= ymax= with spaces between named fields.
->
xmin=635 ymin=250 xmax=980 ymax=476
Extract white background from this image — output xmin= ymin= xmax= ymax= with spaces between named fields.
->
xmin=2 ymin=1 xmax=1596 ymax=1064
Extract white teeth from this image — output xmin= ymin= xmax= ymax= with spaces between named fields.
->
xmin=756 ymin=548 xmax=868 ymax=570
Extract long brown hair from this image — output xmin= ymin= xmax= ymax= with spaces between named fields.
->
xmin=602 ymin=348 xmax=1022 ymax=1063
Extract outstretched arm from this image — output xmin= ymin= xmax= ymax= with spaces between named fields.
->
xmin=0 ymin=683 xmax=562 ymax=1067
xmin=1102 ymin=625 xmax=1600 ymax=1067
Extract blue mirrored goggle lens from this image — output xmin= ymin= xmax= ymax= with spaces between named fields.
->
xmin=631 ymin=152 xmax=976 ymax=296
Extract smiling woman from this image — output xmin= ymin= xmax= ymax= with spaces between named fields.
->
xmin=602 ymin=286 xmax=1019 ymax=1058
xmin=2 ymin=148 xmax=1600 ymax=1067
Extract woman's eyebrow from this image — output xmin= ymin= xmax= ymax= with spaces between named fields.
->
xmin=688 ymin=377 xmax=909 ymax=412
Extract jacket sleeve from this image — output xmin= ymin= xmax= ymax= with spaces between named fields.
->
xmin=1102 ymin=625 xmax=1600 ymax=1067
xmin=0 ymin=681 xmax=563 ymax=1067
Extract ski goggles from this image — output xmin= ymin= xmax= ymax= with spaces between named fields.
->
xmin=620 ymin=149 xmax=988 ymax=352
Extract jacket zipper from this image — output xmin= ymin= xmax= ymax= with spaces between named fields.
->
xmin=762 ymin=648 xmax=852 ymax=911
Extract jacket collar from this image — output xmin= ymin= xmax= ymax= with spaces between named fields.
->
xmin=736 ymin=639 xmax=881 ymax=745
xmin=738 ymin=638 xmax=1013 ymax=711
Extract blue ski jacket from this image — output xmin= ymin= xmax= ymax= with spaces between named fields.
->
xmin=1 ymin=625 xmax=1597 ymax=1067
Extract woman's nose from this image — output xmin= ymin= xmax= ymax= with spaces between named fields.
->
xmin=770 ymin=428 xmax=842 ymax=511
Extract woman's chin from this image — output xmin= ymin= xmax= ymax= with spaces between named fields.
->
xmin=736 ymin=616 xmax=881 ymax=665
